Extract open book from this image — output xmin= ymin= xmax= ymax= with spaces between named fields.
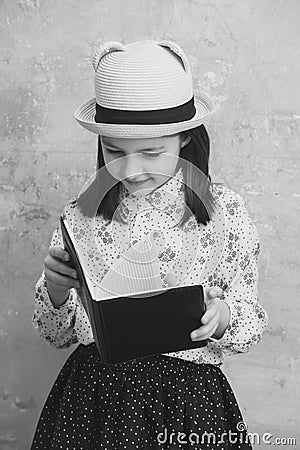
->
xmin=60 ymin=215 xmax=207 ymax=364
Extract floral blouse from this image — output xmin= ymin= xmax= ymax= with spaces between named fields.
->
xmin=32 ymin=166 xmax=268 ymax=366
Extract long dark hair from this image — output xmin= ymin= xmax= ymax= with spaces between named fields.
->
xmin=76 ymin=124 xmax=216 ymax=227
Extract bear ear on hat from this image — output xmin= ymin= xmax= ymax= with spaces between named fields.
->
xmin=92 ymin=41 xmax=125 ymax=72
xmin=158 ymin=40 xmax=191 ymax=73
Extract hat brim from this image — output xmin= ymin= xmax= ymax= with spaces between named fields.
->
xmin=73 ymin=90 xmax=215 ymax=138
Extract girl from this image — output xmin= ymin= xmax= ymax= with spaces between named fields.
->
xmin=31 ymin=40 xmax=268 ymax=449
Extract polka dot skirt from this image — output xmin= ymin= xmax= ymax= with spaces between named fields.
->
xmin=31 ymin=343 xmax=252 ymax=449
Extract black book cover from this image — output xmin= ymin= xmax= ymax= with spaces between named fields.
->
xmin=59 ymin=215 xmax=208 ymax=364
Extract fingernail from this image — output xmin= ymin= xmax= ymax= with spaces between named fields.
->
xmin=72 ymin=271 xmax=77 ymax=279
xmin=191 ymin=332 xmax=198 ymax=340
xmin=64 ymin=253 xmax=70 ymax=261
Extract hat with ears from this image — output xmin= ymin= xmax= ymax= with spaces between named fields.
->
xmin=74 ymin=39 xmax=214 ymax=138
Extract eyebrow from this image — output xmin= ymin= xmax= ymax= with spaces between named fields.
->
xmin=102 ymin=141 xmax=164 ymax=152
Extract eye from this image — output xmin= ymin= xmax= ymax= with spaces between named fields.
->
xmin=105 ymin=149 xmax=162 ymax=159
xmin=143 ymin=153 xmax=161 ymax=159
xmin=105 ymin=149 xmax=122 ymax=157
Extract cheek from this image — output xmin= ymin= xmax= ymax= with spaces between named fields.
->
xmin=156 ymin=153 xmax=179 ymax=174
xmin=103 ymin=155 xmax=122 ymax=178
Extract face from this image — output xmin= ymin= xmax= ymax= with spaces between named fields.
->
xmin=101 ymin=134 xmax=190 ymax=196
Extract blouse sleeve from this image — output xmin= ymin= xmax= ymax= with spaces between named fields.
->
xmin=32 ymin=203 xmax=94 ymax=349
xmin=209 ymin=191 xmax=268 ymax=356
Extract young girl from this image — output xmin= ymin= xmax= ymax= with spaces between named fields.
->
xmin=31 ymin=40 xmax=268 ymax=449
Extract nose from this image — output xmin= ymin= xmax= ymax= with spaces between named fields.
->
xmin=121 ymin=155 xmax=144 ymax=181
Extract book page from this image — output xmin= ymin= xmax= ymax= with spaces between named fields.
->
xmin=94 ymin=233 xmax=165 ymax=300
xmin=63 ymin=219 xmax=165 ymax=301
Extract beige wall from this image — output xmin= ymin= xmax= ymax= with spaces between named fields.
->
xmin=0 ymin=0 xmax=299 ymax=448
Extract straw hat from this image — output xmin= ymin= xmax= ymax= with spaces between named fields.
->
xmin=74 ymin=39 xmax=214 ymax=138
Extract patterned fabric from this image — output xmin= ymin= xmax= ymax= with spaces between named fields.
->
xmin=30 ymin=343 xmax=253 ymax=450
xmin=32 ymin=166 xmax=268 ymax=366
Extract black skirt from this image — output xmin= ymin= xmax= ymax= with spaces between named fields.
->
xmin=31 ymin=343 xmax=252 ymax=450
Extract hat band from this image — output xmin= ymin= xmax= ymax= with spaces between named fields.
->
xmin=95 ymin=97 xmax=196 ymax=125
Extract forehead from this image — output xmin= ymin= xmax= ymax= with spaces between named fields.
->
xmin=101 ymin=134 xmax=180 ymax=150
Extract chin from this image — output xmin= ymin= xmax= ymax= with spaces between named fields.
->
xmin=131 ymin=187 xmax=154 ymax=196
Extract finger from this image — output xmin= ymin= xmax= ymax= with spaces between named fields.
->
xmin=45 ymin=267 xmax=80 ymax=289
xmin=165 ymin=271 xmax=177 ymax=286
xmin=190 ymin=314 xmax=220 ymax=341
xmin=194 ymin=322 xmax=219 ymax=341
xmin=195 ymin=314 xmax=219 ymax=337
xmin=201 ymin=303 xmax=218 ymax=325
xmin=190 ymin=322 xmax=219 ymax=341
xmin=204 ymin=286 xmax=223 ymax=303
xmin=44 ymin=254 xmax=78 ymax=280
xmin=49 ymin=246 xmax=70 ymax=262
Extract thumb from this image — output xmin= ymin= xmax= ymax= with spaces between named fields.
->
xmin=206 ymin=286 xmax=223 ymax=300
xmin=165 ymin=271 xmax=177 ymax=286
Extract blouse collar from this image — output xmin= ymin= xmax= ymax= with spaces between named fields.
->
xmin=118 ymin=166 xmax=186 ymax=224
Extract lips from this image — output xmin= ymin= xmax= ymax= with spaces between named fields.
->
xmin=126 ymin=179 xmax=149 ymax=185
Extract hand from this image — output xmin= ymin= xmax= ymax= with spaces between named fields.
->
xmin=164 ymin=275 xmax=230 ymax=341
xmin=44 ymin=246 xmax=81 ymax=306
xmin=190 ymin=286 xmax=229 ymax=341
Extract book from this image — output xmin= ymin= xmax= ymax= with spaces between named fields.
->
xmin=59 ymin=214 xmax=207 ymax=364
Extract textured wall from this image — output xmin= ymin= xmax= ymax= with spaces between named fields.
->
xmin=0 ymin=0 xmax=299 ymax=448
